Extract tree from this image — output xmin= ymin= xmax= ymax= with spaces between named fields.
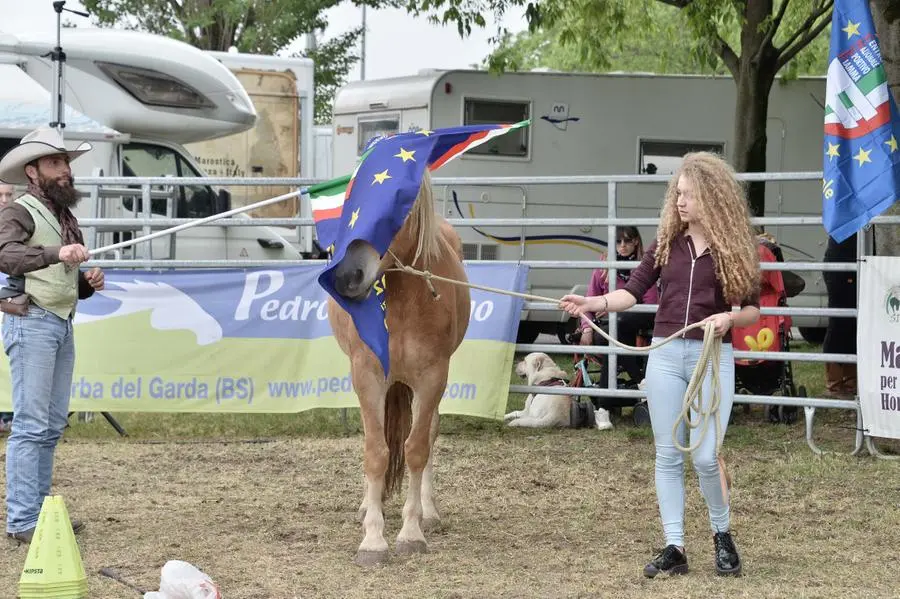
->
xmin=489 ymin=2 xmax=829 ymax=77
xmin=413 ymin=0 xmax=835 ymax=216
xmin=870 ymin=0 xmax=900 ymax=255
xmin=299 ymin=30 xmax=363 ymax=124
xmin=79 ymin=0 xmax=397 ymax=124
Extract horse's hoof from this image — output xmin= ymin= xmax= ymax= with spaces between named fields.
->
xmin=421 ymin=517 xmax=442 ymax=532
xmin=395 ymin=539 xmax=428 ymax=555
xmin=355 ymin=550 xmax=389 ymax=567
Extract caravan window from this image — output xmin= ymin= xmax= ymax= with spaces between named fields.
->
xmin=463 ymin=99 xmax=529 ymax=157
xmin=122 ymin=143 xmax=216 ymax=218
xmin=358 ymin=116 xmax=400 ymax=155
xmin=638 ymin=140 xmax=726 ymax=175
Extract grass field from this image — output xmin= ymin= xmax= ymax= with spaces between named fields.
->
xmin=1 ymin=339 xmax=898 ymax=598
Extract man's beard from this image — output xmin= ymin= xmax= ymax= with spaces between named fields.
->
xmin=39 ymin=174 xmax=79 ymax=208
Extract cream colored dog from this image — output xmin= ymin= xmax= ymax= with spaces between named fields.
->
xmin=505 ymin=352 xmax=574 ymax=428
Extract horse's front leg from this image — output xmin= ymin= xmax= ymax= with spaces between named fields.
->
xmin=396 ymin=376 xmax=445 ymax=554
xmin=355 ymin=375 xmax=390 ymax=566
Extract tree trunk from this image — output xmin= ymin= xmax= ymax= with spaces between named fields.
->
xmin=729 ymin=0 xmax=777 ymax=217
xmin=870 ymin=0 xmax=900 ymax=255
xmin=732 ymin=70 xmax=776 ymax=217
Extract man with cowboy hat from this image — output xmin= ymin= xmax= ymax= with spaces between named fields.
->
xmin=0 ymin=126 xmax=105 ymax=544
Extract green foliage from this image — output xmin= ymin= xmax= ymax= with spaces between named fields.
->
xmin=298 ymin=29 xmax=363 ymax=124
xmin=488 ymin=2 xmax=731 ymax=74
xmin=485 ymin=0 xmax=830 ymax=78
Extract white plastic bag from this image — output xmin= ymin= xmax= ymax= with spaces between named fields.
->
xmin=142 ymin=560 xmax=222 ymax=599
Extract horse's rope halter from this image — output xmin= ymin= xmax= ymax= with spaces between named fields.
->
xmin=384 ymin=250 xmax=727 ymax=463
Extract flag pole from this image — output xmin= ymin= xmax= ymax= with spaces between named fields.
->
xmin=89 ymin=187 xmax=310 ymax=256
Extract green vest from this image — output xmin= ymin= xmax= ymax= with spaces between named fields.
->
xmin=16 ymin=194 xmax=79 ymax=320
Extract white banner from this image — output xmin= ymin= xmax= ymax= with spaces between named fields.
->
xmin=858 ymin=256 xmax=900 ymax=440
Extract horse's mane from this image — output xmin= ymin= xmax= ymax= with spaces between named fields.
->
xmin=405 ymin=169 xmax=447 ymax=268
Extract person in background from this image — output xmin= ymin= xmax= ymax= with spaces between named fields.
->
xmin=575 ymin=226 xmax=658 ymax=387
xmin=0 ymin=183 xmax=13 ymax=205
xmin=0 ymin=182 xmax=16 ymax=433
xmin=822 ymin=233 xmax=857 ymax=399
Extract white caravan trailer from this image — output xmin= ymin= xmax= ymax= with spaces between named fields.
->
xmin=0 ymin=27 xmax=301 ymax=262
xmin=331 ymin=69 xmax=829 ymax=342
xmin=313 ymin=124 xmax=334 ymax=180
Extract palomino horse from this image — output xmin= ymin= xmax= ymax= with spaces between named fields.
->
xmin=327 ymin=170 xmax=471 ymax=565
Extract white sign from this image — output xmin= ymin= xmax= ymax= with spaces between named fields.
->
xmin=858 ymin=255 xmax=900 ymax=439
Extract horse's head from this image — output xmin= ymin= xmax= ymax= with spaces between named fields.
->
xmin=332 ymin=239 xmax=384 ymax=300
xmin=332 ymin=170 xmax=442 ymax=301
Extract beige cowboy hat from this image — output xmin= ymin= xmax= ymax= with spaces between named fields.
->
xmin=0 ymin=126 xmax=91 ymax=185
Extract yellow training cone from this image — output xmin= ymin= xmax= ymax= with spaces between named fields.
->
xmin=18 ymin=495 xmax=87 ymax=598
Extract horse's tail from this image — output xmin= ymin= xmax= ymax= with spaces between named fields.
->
xmin=383 ymin=382 xmax=413 ymax=500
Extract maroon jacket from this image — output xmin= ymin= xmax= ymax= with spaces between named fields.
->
xmin=623 ymin=233 xmax=760 ymax=343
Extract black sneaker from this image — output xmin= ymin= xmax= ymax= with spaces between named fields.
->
xmin=713 ymin=531 xmax=742 ymax=576
xmin=643 ymin=544 xmax=689 ymax=578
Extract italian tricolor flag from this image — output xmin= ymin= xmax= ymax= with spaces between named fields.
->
xmin=308 ymin=174 xmax=350 ymax=225
xmin=824 ymin=59 xmax=892 ymax=139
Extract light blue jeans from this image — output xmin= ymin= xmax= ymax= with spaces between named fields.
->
xmin=645 ymin=337 xmax=735 ymax=548
xmin=2 ymin=305 xmax=75 ymax=534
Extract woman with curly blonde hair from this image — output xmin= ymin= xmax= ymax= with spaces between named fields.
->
xmin=560 ymin=152 xmax=760 ymax=578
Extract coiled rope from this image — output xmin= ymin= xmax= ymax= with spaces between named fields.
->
xmin=386 ymin=252 xmax=726 ymax=456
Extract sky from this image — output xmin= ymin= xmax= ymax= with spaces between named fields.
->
xmin=0 ymin=0 xmax=528 ymax=81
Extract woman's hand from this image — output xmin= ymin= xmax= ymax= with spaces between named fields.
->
xmin=579 ymin=328 xmax=593 ymax=346
xmin=703 ymin=312 xmax=733 ymax=337
xmin=559 ymin=294 xmax=607 ymax=319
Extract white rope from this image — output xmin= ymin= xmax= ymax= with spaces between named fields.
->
xmin=386 ymin=259 xmax=725 ymax=455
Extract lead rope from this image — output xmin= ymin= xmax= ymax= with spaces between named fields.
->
xmin=385 ymin=252 xmax=725 ymax=459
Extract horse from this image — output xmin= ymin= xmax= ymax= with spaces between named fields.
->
xmin=327 ymin=169 xmax=471 ymax=566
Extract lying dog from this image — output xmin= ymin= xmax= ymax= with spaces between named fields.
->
xmin=505 ymin=352 xmax=573 ymax=428
xmin=505 ymin=352 xmax=613 ymax=430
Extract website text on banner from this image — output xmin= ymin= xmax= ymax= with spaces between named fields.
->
xmin=0 ymin=264 xmax=528 ymax=418
xmin=858 ymin=256 xmax=900 ymax=440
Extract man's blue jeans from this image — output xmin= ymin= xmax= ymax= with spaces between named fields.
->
xmin=2 ymin=305 xmax=75 ymax=534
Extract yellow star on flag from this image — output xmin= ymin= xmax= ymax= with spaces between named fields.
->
xmin=853 ymin=147 xmax=872 ymax=166
xmin=372 ymin=169 xmax=391 ymax=185
xmin=348 ymin=207 xmax=360 ymax=229
xmin=394 ymin=147 xmax=416 ymax=162
xmin=416 ymin=129 xmax=433 ymax=136
xmin=825 ymin=142 xmax=840 ymax=161
xmin=842 ymin=20 xmax=860 ymax=39
xmin=886 ymin=135 xmax=898 ymax=153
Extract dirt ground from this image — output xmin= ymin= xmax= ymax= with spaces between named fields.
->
xmin=1 ymin=422 xmax=898 ymax=599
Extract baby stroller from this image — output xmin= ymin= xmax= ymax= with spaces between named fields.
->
xmin=732 ymin=236 xmax=807 ymax=424
xmin=564 ymin=314 xmax=653 ymax=426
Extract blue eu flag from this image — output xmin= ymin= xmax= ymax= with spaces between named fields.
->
xmin=317 ymin=121 xmax=529 ymax=376
xmin=822 ymin=0 xmax=900 ymax=242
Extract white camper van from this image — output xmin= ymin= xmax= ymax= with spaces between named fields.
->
xmin=0 ymin=28 xmax=302 ymax=263
xmin=331 ymin=69 xmax=830 ymax=343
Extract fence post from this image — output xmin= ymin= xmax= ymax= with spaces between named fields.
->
xmin=607 ymin=182 xmax=618 ymax=392
xmin=141 ymin=184 xmax=152 ymax=261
